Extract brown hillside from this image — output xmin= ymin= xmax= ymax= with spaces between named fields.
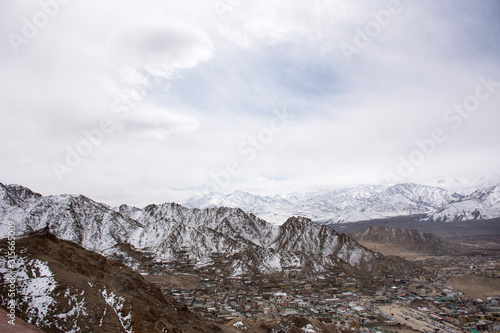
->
xmin=0 ymin=233 xmax=221 ymax=333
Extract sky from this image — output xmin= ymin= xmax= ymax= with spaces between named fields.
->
xmin=1 ymin=0 xmax=500 ymax=207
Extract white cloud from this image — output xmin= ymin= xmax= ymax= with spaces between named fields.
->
xmin=123 ymin=105 xmax=200 ymax=140
xmin=110 ymin=19 xmax=214 ymax=87
xmin=1 ymin=0 xmax=499 ymax=205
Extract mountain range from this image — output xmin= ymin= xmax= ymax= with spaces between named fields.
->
xmin=0 ymin=183 xmax=415 ymax=278
xmin=185 ymin=182 xmax=500 ymax=225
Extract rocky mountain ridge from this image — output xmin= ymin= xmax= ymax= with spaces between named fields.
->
xmin=354 ymin=225 xmax=464 ymax=256
xmin=0 ymin=183 xmax=413 ymax=277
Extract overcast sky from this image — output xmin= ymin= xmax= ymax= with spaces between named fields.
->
xmin=1 ymin=0 xmax=500 ymax=206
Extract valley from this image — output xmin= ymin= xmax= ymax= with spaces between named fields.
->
xmin=145 ymin=250 xmax=500 ymax=332
xmin=0 ymin=182 xmax=499 ymax=332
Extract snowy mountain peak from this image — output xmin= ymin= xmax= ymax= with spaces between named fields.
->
xmin=426 ymin=174 xmax=500 ymax=194
xmin=0 ymin=182 xmax=42 ymax=207
xmin=185 ymin=182 xmax=500 ymax=224
xmin=426 ymin=182 xmax=500 ymax=222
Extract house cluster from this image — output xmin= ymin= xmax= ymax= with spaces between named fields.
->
xmin=148 ymin=252 xmax=500 ymax=332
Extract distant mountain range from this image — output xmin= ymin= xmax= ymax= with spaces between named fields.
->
xmin=185 ymin=181 xmax=500 ymax=225
xmin=0 ymin=183 xmax=414 ymax=277
xmin=426 ymin=175 xmax=500 ymax=194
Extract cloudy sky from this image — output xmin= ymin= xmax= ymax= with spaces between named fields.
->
xmin=1 ymin=0 xmax=500 ymax=206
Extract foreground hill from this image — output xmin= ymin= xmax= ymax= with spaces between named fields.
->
xmin=0 ymin=183 xmax=416 ymax=278
xmin=0 ymin=233 xmax=221 ymax=333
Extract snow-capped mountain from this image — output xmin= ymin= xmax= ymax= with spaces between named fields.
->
xmin=185 ymin=182 xmax=500 ymax=224
xmin=0 ymin=183 xmax=142 ymax=253
xmin=184 ymin=183 xmax=454 ymax=224
xmin=0 ymin=183 xmax=411 ymax=276
xmin=426 ymin=184 xmax=500 ymax=222
xmin=425 ymin=174 xmax=500 ymax=195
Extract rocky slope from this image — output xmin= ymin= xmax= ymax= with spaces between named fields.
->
xmin=0 ymin=183 xmax=413 ymax=277
xmin=354 ymin=225 xmax=464 ymax=256
xmin=0 ymin=233 xmax=222 ymax=333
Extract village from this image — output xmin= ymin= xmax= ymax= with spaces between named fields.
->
xmin=143 ymin=252 xmax=500 ymax=333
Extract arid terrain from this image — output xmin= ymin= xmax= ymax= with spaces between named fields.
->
xmin=356 ymin=240 xmax=438 ymax=261
xmin=447 ymin=274 xmax=500 ymax=300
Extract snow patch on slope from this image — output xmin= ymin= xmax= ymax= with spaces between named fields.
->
xmin=0 ymin=255 xmax=57 ymax=327
xmin=101 ymin=286 xmax=133 ymax=333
